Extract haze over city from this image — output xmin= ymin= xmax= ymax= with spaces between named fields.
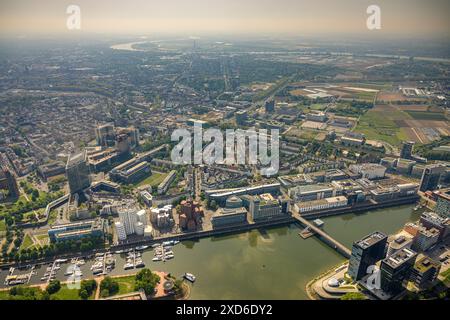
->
xmin=1 ymin=0 xmax=450 ymax=38
xmin=0 ymin=0 xmax=449 ymax=307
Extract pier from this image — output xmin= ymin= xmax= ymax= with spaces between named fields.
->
xmin=292 ymin=213 xmax=351 ymax=258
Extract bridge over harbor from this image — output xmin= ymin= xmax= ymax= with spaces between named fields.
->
xmin=292 ymin=213 xmax=352 ymax=258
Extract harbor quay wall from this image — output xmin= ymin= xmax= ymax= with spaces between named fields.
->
xmin=1 ymin=196 xmax=418 ymax=268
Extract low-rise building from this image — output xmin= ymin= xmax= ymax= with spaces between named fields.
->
xmin=48 ymin=219 xmax=104 ymax=243
xmin=249 ymin=193 xmax=284 ymax=222
xmin=294 ymin=196 xmax=348 ymax=214
xmin=158 ymin=170 xmax=177 ymax=195
xmin=349 ymin=163 xmax=386 ymax=180
xmin=211 ymin=207 xmax=248 ymax=229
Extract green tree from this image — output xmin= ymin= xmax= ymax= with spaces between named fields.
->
xmin=134 ymin=269 xmax=160 ymax=296
xmin=46 ymin=280 xmax=61 ymax=295
xmin=340 ymin=292 xmax=366 ymax=300
xmin=100 ymin=277 xmax=119 ymax=297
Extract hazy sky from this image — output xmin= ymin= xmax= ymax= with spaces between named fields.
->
xmin=1 ymin=0 xmax=449 ymax=38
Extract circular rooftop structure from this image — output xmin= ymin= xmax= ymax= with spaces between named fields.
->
xmin=225 ymin=196 xmax=243 ymax=208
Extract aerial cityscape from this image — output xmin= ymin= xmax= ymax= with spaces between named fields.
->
xmin=0 ymin=0 xmax=449 ymax=304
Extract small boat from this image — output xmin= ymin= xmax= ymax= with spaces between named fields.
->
xmin=124 ymin=263 xmax=134 ymax=270
xmin=115 ymin=250 xmax=124 ymax=254
xmin=184 ymin=273 xmax=196 ymax=283
xmin=55 ymin=259 xmax=68 ymax=263
xmin=165 ymin=254 xmax=174 ymax=260
xmin=92 ymin=269 xmax=103 ymax=274
xmin=152 ymin=257 xmax=162 ymax=262
xmin=173 ymin=240 xmax=180 ymax=245
xmin=162 ymin=241 xmax=173 ymax=246
xmin=64 ymin=270 xmax=74 ymax=276
xmin=165 ymin=250 xmax=174 ymax=255
xmin=152 ymin=243 xmax=161 ymax=248
xmin=135 ymin=245 xmax=149 ymax=251
xmin=40 ymin=277 xmax=48 ymax=282
xmin=135 ymin=260 xmax=145 ymax=268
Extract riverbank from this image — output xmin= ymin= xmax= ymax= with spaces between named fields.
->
xmin=1 ymin=204 xmax=420 ymax=299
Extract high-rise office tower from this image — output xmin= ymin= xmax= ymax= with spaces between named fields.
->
xmin=348 ymin=231 xmax=388 ymax=281
xmin=0 ymin=167 xmax=19 ymax=198
xmin=400 ymin=141 xmax=415 ymax=159
xmin=419 ymin=164 xmax=446 ymax=192
xmin=265 ymin=100 xmax=275 ymax=113
xmin=95 ymin=123 xmax=115 ymax=147
xmin=66 ymin=151 xmax=91 ymax=194
xmin=380 ymin=248 xmax=417 ymax=294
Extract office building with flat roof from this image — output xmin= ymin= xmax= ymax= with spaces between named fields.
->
xmin=434 ymin=188 xmax=450 ymax=218
xmin=380 ymin=248 xmax=417 ymax=294
xmin=410 ymin=256 xmax=441 ymax=290
xmin=348 ymin=231 xmax=388 ymax=281
xmin=420 ymin=164 xmax=447 ymax=192
xmin=66 ymin=151 xmax=90 ymax=194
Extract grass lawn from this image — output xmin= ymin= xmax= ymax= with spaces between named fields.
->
xmin=0 ymin=220 xmax=6 ymax=232
xmin=36 ymin=234 xmax=49 ymax=242
xmin=115 ymin=275 xmax=137 ymax=296
xmin=19 ymin=234 xmax=34 ymax=251
xmin=48 ymin=210 xmax=58 ymax=226
xmin=50 ymin=284 xmax=95 ymax=300
xmin=0 ymin=290 xmax=10 ymax=300
xmin=135 ymin=172 xmax=167 ymax=188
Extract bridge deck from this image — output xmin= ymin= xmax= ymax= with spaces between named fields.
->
xmin=292 ymin=213 xmax=351 ymax=258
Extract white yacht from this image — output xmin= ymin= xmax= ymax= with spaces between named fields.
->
xmin=183 ymin=273 xmax=196 ymax=282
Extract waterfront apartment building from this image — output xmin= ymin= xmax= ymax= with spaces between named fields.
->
xmin=410 ymin=256 xmax=441 ymax=290
xmin=348 ymin=231 xmax=388 ymax=281
xmin=115 ymin=221 xmax=127 ymax=241
xmin=249 ymin=193 xmax=283 ymax=222
xmin=66 ymin=151 xmax=91 ymax=194
xmin=380 ymin=248 xmax=417 ymax=294
xmin=412 ymin=227 xmax=440 ymax=252
xmin=118 ymin=209 xmax=139 ymax=235
xmin=294 ymin=196 xmax=348 ymax=214
xmin=419 ymin=211 xmax=450 ymax=240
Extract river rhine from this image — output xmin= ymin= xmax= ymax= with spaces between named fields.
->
xmin=1 ymin=204 xmax=421 ymax=299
